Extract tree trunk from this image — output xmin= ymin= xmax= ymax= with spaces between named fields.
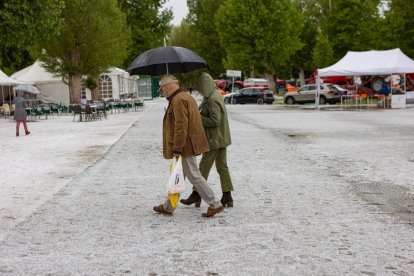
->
xmin=250 ymin=66 xmax=255 ymax=78
xmin=68 ymin=74 xmax=82 ymax=104
xmin=299 ymin=68 xmax=306 ymax=86
xmin=92 ymin=76 xmax=100 ymax=101
xmin=264 ymin=73 xmax=275 ymax=93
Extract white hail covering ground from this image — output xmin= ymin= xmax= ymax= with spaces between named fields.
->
xmin=0 ymin=97 xmax=413 ymax=275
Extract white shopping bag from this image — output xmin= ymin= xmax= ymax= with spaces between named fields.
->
xmin=166 ymin=156 xmax=186 ymax=195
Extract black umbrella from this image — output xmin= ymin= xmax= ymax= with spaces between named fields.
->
xmin=127 ymin=46 xmax=208 ymax=76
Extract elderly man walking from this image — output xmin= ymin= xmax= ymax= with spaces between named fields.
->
xmin=153 ymin=74 xmax=224 ymax=218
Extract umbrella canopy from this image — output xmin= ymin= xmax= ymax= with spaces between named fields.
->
xmin=127 ymin=46 xmax=208 ymax=76
xmin=13 ymin=84 xmax=40 ymax=94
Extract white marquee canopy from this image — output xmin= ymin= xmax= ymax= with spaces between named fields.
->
xmin=0 ymin=69 xmax=23 ymax=85
xmin=11 ymin=60 xmax=62 ymax=84
xmin=318 ymin=48 xmax=414 ymax=77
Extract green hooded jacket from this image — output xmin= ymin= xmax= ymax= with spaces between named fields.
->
xmin=196 ymin=73 xmax=231 ymax=150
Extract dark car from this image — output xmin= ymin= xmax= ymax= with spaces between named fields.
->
xmin=230 ymin=87 xmax=274 ymax=105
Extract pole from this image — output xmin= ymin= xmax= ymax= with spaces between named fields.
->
xmin=10 ymin=85 xmax=13 ymax=105
xmin=316 ymin=73 xmax=320 ymax=110
xmin=404 ymin=73 xmax=407 ymax=95
xmin=164 ymin=37 xmax=168 ymax=74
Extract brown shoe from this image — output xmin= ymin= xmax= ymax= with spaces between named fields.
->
xmin=153 ymin=204 xmax=172 ymax=216
xmin=202 ymin=206 xmax=224 ymax=218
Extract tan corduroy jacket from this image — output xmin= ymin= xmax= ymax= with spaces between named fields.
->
xmin=163 ymin=89 xmax=209 ymax=159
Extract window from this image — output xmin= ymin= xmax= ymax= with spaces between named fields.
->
xmin=100 ymin=75 xmax=113 ymax=99
xmin=81 ymin=80 xmax=87 ymax=99
xmin=243 ymin=89 xmax=253 ymax=95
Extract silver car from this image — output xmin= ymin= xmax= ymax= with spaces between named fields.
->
xmin=284 ymin=84 xmax=341 ymax=105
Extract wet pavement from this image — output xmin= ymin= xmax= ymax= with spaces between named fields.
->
xmin=0 ymin=100 xmax=413 ymax=275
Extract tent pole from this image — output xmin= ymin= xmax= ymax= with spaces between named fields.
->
xmin=316 ymin=72 xmax=320 ymax=110
xmin=404 ymin=73 xmax=406 ymax=94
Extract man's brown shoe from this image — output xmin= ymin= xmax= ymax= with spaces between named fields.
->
xmin=202 ymin=206 xmax=224 ymax=218
xmin=153 ymin=204 xmax=172 ymax=216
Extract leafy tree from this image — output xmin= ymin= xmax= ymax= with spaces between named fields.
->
xmin=313 ymin=32 xmax=334 ymax=67
xmin=38 ymin=0 xmax=131 ymax=103
xmin=387 ymin=0 xmax=414 ymax=58
xmin=321 ymin=0 xmax=382 ymax=61
xmin=167 ymin=22 xmax=203 ymax=89
xmin=187 ymin=0 xmax=226 ymax=78
xmin=169 ymin=22 xmax=191 ymax=47
xmin=119 ymin=0 xmax=173 ymax=69
xmin=216 ymin=0 xmax=303 ymax=88
xmin=0 ymin=0 xmax=64 ymax=74
xmin=83 ymin=75 xmax=98 ymax=99
xmin=291 ymin=0 xmax=320 ymax=85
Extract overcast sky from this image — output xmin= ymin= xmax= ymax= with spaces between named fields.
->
xmin=163 ymin=0 xmax=189 ymax=26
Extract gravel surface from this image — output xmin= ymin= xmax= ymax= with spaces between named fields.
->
xmin=0 ymin=99 xmax=413 ymax=275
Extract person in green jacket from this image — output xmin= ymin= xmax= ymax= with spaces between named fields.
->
xmin=181 ymin=72 xmax=234 ymax=208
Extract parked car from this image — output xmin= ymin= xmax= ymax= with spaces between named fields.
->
xmin=243 ymin=78 xmax=269 ymax=88
xmin=333 ymin=85 xmax=350 ymax=96
xmin=227 ymin=87 xmax=274 ymax=105
xmin=283 ymin=84 xmax=341 ymax=105
xmin=223 ymin=90 xmax=240 ymax=104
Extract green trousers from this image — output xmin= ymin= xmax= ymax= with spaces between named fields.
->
xmin=195 ymin=147 xmax=234 ymax=193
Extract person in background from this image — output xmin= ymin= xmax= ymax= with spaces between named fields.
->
xmin=153 ymin=74 xmax=224 ymax=218
xmin=181 ymin=72 xmax=234 ymax=208
xmin=13 ymin=90 xmax=30 ymax=137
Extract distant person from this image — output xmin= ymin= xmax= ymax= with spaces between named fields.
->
xmin=378 ymin=82 xmax=391 ymax=95
xmin=153 ymin=74 xmax=224 ymax=218
xmin=181 ymin=73 xmax=234 ymax=208
xmin=13 ymin=90 xmax=30 ymax=137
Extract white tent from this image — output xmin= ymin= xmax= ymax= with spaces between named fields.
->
xmin=11 ymin=60 xmax=63 ymax=83
xmin=318 ymin=48 xmax=414 ymax=76
xmin=11 ymin=60 xmax=70 ymax=104
xmin=1 ymin=69 xmax=24 ymax=105
xmin=10 ymin=62 xmax=138 ymax=104
xmin=1 ymin=69 xmax=23 ymax=85
xmin=317 ymin=48 xmax=414 ymax=109
xmin=101 ymin=67 xmax=138 ymax=100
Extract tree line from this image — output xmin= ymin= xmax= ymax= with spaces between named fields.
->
xmin=173 ymin=0 xmax=414 ymax=90
xmin=1 ymin=0 xmax=413 ymax=102
xmin=0 ymin=0 xmax=172 ymax=103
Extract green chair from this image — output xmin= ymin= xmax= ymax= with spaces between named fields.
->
xmin=34 ymin=107 xmax=44 ymax=119
xmin=42 ymin=106 xmax=51 ymax=118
